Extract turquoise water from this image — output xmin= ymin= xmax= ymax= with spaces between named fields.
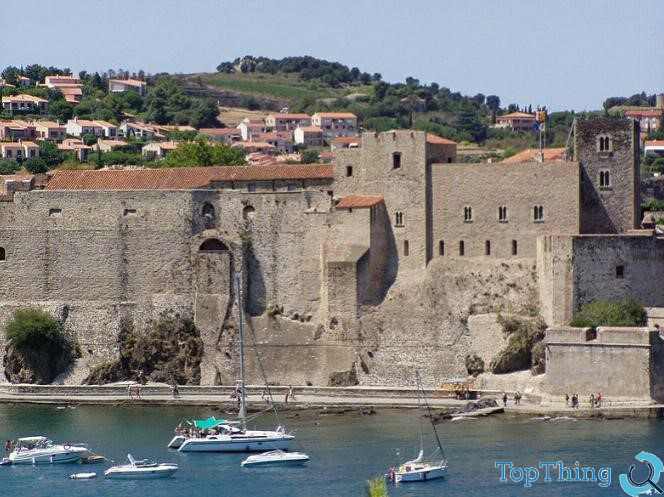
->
xmin=0 ymin=404 xmax=662 ymax=496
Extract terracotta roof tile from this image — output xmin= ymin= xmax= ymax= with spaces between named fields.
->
xmin=502 ymin=147 xmax=567 ymax=163
xmin=425 ymin=133 xmax=456 ymax=145
xmin=496 ymin=112 xmax=536 ymax=120
xmin=336 ymin=195 xmax=384 ymax=209
xmin=313 ymin=112 xmax=357 ymax=119
xmin=199 ymin=128 xmax=242 ymax=136
xmin=331 ymin=136 xmax=362 ymax=144
xmin=45 ymin=165 xmax=334 ymax=190
xmin=625 ymin=109 xmax=663 ymax=117
xmin=645 ymin=140 xmax=664 ymax=147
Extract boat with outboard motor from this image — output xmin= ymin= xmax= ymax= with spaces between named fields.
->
xmin=104 ymin=454 xmax=178 ymax=479
xmin=387 ymin=372 xmax=448 ymax=483
xmin=241 ymin=449 xmax=309 ymax=467
xmin=8 ymin=436 xmax=89 ymax=465
xmin=170 ymin=278 xmax=294 ymax=453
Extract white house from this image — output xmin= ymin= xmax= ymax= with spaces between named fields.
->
xmin=310 ymin=112 xmax=358 ymax=139
xmin=294 ymin=126 xmax=324 ymax=147
xmin=109 ymin=79 xmax=148 ymax=97
xmin=1 ymin=95 xmax=49 ymax=113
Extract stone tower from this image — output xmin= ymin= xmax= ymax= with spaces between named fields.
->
xmin=574 ymin=118 xmax=640 ymax=234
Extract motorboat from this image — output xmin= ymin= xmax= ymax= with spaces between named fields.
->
xmin=172 ymin=278 xmax=295 ymax=453
xmin=104 ymin=454 xmax=178 ymax=479
xmin=241 ymin=449 xmax=309 ymax=467
xmin=177 ymin=424 xmax=294 ymax=452
xmin=69 ymin=472 xmax=97 ymax=480
xmin=388 ymin=372 xmax=448 ymax=483
xmin=8 ymin=436 xmax=88 ymax=465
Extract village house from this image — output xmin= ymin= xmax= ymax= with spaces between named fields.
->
xmin=625 ymin=109 xmax=663 ymax=135
xmin=237 ymin=118 xmax=266 ymax=141
xmin=198 ymin=128 xmax=242 ymax=144
xmin=119 ymin=121 xmax=166 ymax=141
xmin=96 ymin=139 xmax=128 ymax=152
xmin=265 ymin=113 xmax=311 ymax=132
xmin=141 ymin=141 xmax=178 ymax=160
xmin=65 ymin=118 xmax=106 ymax=138
xmin=310 ymin=112 xmax=357 ymax=139
xmin=0 ymin=78 xmax=15 ymax=89
xmin=253 ymin=131 xmax=294 ymax=153
xmin=232 ymin=141 xmax=276 ymax=155
xmin=58 ymin=138 xmax=91 ymax=161
xmin=33 ymin=120 xmax=66 ymax=141
xmin=493 ymin=111 xmax=537 ymax=131
xmin=645 ymin=140 xmax=664 ymax=156
xmin=42 ymin=75 xmax=84 ymax=105
xmin=330 ymin=136 xmax=362 ymax=151
xmin=109 ymin=79 xmax=148 ymax=97
xmin=17 ymin=76 xmax=31 ymax=88
xmin=294 ymin=126 xmax=324 ymax=147
xmin=247 ymin=152 xmax=277 ymax=166
xmin=1 ymin=95 xmax=49 ymax=114
xmin=0 ymin=120 xmax=36 ymax=141
xmin=0 ymin=140 xmax=39 ymax=159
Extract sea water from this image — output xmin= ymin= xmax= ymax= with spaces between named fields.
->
xmin=0 ymin=404 xmax=661 ymax=496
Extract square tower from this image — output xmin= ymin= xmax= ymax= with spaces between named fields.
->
xmin=574 ymin=118 xmax=640 ymax=233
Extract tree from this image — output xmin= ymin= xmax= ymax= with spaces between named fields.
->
xmin=189 ymin=100 xmax=220 ymax=128
xmin=0 ymin=158 xmax=20 ymax=175
xmin=82 ymin=134 xmax=98 ymax=146
xmin=23 ymin=157 xmax=48 ymax=174
xmin=300 ymin=149 xmax=319 ymax=164
xmin=161 ymin=140 xmax=245 ymax=168
xmin=5 ymin=308 xmax=63 ymax=348
xmin=48 ymin=101 xmax=74 ymax=122
xmin=455 ymin=105 xmax=487 ymax=143
xmin=37 ymin=140 xmax=64 ymax=169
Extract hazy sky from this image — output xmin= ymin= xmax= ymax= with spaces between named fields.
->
xmin=2 ymin=0 xmax=662 ymax=111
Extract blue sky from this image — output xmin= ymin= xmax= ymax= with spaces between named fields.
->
xmin=2 ymin=0 xmax=662 ymax=111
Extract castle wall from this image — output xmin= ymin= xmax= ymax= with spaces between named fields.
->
xmin=539 ymin=233 xmax=664 ymax=325
xmin=334 ymin=131 xmax=428 ymax=272
xmin=545 ymin=326 xmax=664 ymax=402
xmin=431 ymin=161 xmax=580 ymax=259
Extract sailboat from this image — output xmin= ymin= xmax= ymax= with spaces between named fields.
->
xmin=388 ymin=372 xmax=448 ymax=483
xmin=173 ymin=278 xmax=294 ymax=452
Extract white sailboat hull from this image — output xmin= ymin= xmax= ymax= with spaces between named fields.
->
xmin=105 ymin=465 xmax=178 ymax=479
xmin=395 ymin=464 xmax=447 ymax=482
xmin=178 ymin=433 xmax=294 ymax=452
xmin=241 ymin=450 xmax=309 ymax=467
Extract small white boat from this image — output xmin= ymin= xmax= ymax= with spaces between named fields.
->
xmin=69 ymin=472 xmax=97 ymax=480
xmin=8 ymin=436 xmax=88 ymax=465
xmin=104 ymin=454 xmax=178 ymax=480
xmin=0 ymin=458 xmax=11 ymax=466
xmin=241 ymin=449 xmax=309 ymax=467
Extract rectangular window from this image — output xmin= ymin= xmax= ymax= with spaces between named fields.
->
xmin=512 ymin=240 xmax=518 ymax=256
xmin=439 ymin=240 xmax=444 ymax=256
xmin=248 ymin=183 xmax=256 ymax=192
xmin=392 ymin=152 xmax=401 ymax=169
xmin=459 ymin=240 xmax=465 ymax=256
xmin=616 ymin=265 xmax=624 ymax=279
xmin=124 ymin=208 xmax=137 ymax=216
xmin=346 ymin=165 xmax=353 ymax=177
xmin=485 ymin=240 xmax=491 ymax=256
xmin=498 ymin=206 xmax=508 ymax=222
xmin=533 ymin=205 xmax=544 ymax=222
xmin=395 ymin=212 xmax=404 ymax=227
xmin=48 ymin=208 xmax=62 ymax=217
xmin=403 ymin=240 xmax=409 ymax=256
xmin=463 ymin=206 xmax=473 ymax=222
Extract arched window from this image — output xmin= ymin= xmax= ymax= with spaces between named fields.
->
xmin=243 ymin=205 xmax=256 ymax=220
xmin=498 ymin=206 xmax=508 ymax=222
xmin=0 ymin=247 xmax=5 ymax=261
xmin=199 ymin=239 xmax=229 ymax=252
xmin=533 ymin=205 xmax=544 ymax=221
xmin=600 ymin=170 xmax=611 ymax=188
xmin=202 ymin=202 xmax=215 ymax=218
xmin=395 ymin=211 xmax=404 ymax=227
xmin=463 ymin=206 xmax=473 ymax=222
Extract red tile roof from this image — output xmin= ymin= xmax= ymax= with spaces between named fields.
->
xmin=45 ymin=165 xmax=334 ymax=190
xmin=313 ymin=112 xmax=357 ymax=119
xmin=645 ymin=140 xmax=664 ymax=147
xmin=199 ymin=128 xmax=242 ymax=136
xmin=626 ymin=109 xmax=663 ymax=117
xmin=336 ymin=195 xmax=384 ymax=209
xmin=269 ymin=113 xmax=310 ymax=120
xmin=331 ymin=136 xmax=362 ymax=144
xmin=425 ymin=133 xmax=456 ymax=145
xmin=496 ymin=112 xmax=536 ymax=120
xmin=502 ymin=147 xmax=567 ymax=163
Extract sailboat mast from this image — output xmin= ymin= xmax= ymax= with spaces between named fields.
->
xmin=416 ymin=371 xmax=424 ymax=456
xmin=420 ymin=373 xmax=446 ymax=461
xmin=236 ymin=277 xmax=247 ymax=430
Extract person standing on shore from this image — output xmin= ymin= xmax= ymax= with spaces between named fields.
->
xmin=136 ymin=384 xmax=142 ymax=399
xmin=596 ymin=392 xmax=602 ymax=408
xmin=589 ymin=393 xmax=595 ymax=408
xmin=288 ymin=385 xmax=296 ymax=402
xmin=565 ymin=393 xmax=569 ymax=407
xmin=127 ymin=383 xmax=133 ymax=400
xmin=502 ymin=392 xmax=507 ymax=407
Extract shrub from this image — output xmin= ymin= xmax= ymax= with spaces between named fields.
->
xmin=22 ymin=156 xmax=48 ymax=174
xmin=300 ymin=149 xmax=319 ymax=164
xmin=569 ymin=298 xmax=646 ymax=328
xmin=465 ymin=353 xmax=485 ymax=377
xmin=5 ymin=308 xmax=63 ymax=348
xmin=0 ymin=158 xmax=20 ymax=174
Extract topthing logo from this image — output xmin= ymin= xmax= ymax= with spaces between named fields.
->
xmin=620 ymin=452 xmax=664 ymax=496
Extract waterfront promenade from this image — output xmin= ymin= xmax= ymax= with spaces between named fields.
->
xmin=1 ymin=383 xmax=662 ymax=418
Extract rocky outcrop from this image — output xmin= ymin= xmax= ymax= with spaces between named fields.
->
xmin=490 ymin=316 xmax=546 ymax=374
xmin=84 ymin=316 xmax=203 ymax=385
xmin=3 ymin=338 xmax=79 ymax=384
xmin=328 ymin=366 xmax=359 ymax=386
xmin=465 ymin=353 xmax=485 ymax=377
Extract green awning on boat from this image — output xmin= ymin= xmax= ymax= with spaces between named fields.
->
xmin=193 ymin=417 xmax=226 ymax=429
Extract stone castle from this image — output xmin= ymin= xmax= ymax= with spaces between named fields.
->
xmin=0 ymin=117 xmax=662 ymax=389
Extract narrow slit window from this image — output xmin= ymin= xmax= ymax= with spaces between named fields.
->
xmin=485 ymin=240 xmax=491 ymax=256
xmin=459 ymin=240 xmax=465 ymax=256
xmin=616 ymin=265 xmax=624 ymax=279
xmin=439 ymin=240 xmax=444 ymax=256
xmin=346 ymin=165 xmax=353 ymax=177
xmin=498 ymin=206 xmax=508 ymax=222
xmin=463 ymin=206 xmax=473 ymax=222
xmin=512 ymin=240 xmax=518 ymax=256
xmin=392 ymin=152 xmax=401 ymax=169
xmin=403 ymin=240 xmax=409 ymax=256
xmin=533 ymin=205 xmax=544 ymax=221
